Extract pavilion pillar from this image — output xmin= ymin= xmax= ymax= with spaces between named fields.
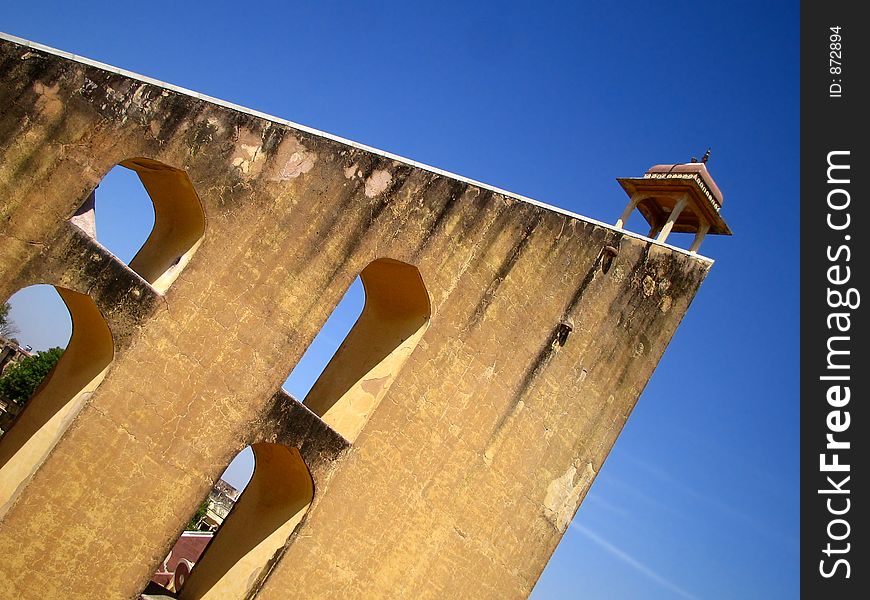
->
xmin=615 ymin=193 xmax=643 ymax=229
xmin=656 ymin=194 xmax=688 ymax=243
xmin=689 ymin=220 xmax=710 ymax=253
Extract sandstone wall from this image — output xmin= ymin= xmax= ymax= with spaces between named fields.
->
xmin=0 ymin=36 xmax=710 ymax=600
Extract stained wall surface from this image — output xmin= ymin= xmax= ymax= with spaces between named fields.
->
xmin=0 ymin=35 xmax=711 ymax=600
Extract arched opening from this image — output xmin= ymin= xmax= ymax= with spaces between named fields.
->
xmin=147 ymin=448 xmax=255 ymax=595
xmin=0 ymin=285 xmax=70 ymax=437
xmin=0 ymin=285 xmax=114 ymax=515
xmin=71 ymin=158 xmax=206 ymax=293
xmin=285 ymin=258 xmax=430 ymax=442
xmin=173 ymin=444 xmax=313 ymax=600
xmin=75 ymin=165 xmax=154 ymax=264
xmin=282 ymin=278 xmax=364 ymax=399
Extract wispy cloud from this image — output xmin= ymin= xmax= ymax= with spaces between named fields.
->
xmin=583 ymin=493 xmax=632 ymax=519
xmin=570 ymin=522 xmax=698 ymax=600
xmin=624 ymin=455 xmax=798 ymax=550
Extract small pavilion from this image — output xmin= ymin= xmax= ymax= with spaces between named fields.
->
xmin=615 ymin=161 xmax=732 ymax=253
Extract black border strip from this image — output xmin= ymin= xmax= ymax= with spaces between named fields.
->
xmin=801 ymin=3 xmax=867 ymax=596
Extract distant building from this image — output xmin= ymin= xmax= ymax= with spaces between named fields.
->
xmin=145 ymin=479 xmax=240 ymax=596
xmin=197 ymin=479 xmax=241 ymax=531
xmin=0 ymin=338 xmax=31 ymax=376
xmin=146 ymin=531 xmax=214 ymax=596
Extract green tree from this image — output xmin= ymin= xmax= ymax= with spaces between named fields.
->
xmin=0 ymin=302 xmax=18 ymax=340
xmin=0 ymin=347 xmax=64 ymax=406
xmin=187 ymin=499 xmax=209 ymax=531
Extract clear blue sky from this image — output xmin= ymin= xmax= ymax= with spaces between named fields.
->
xmin=2 ymin=2 xmax=798 ymax=598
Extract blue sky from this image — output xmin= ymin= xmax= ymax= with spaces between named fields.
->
xmin=2 ymin=1 xmax=798 ymax=598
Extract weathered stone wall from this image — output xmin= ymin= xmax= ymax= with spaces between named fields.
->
xmin=0 ymin=36 xmax=710 ymax=599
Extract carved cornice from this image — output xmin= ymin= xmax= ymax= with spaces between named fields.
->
xmin=643 ymin=172 xmax=722 ymax=212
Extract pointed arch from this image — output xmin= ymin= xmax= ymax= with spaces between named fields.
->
xmin=179 ymin=444 xmax=314 ymax=599
xmin=300 ymin=258 xmax=430 ymax=441
xmin=0 ymin=286 xmax=114 ymax=515
xmin=72 ymin=158 xmax=206 ymax=293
